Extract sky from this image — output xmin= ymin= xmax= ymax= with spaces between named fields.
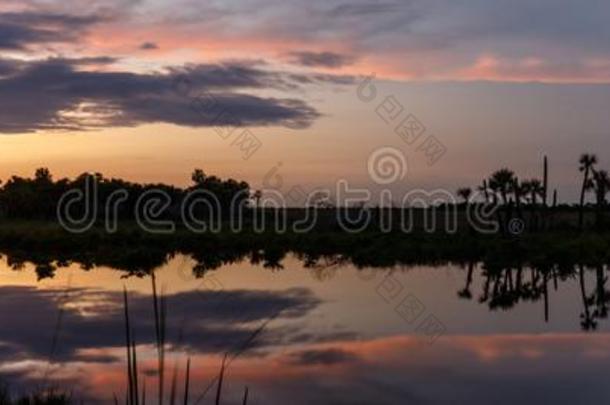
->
xmin=0 ymin=0 xmax=609 ymax=202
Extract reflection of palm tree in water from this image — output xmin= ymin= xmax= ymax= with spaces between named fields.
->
xmin=476 ymin=266 xmax=528 ymax=311
xmin=488 ymin=268 xmax=524 ymax=311
xmin=457 ymin=262 xmax=475 ymax=299
xmin=579 ymin=264 xmax=597 ymax=331
xmin=591 ymin=265 xmax=609 ymax=320
xmin=479 ymin=271 xmax=491 ymax=304
xmin=461 ymin=262 xmax=610 ymax=330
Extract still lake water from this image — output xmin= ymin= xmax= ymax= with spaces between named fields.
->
xmin=1 ymin=254 xmax=609 ymax=404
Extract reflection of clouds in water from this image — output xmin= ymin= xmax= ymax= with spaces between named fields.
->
xmin=284 ymin=347 xmax=359 ymax=366
xmin=0 ymin=285 xmax=321 ymax=362
xmin=0 ymin=283 xmax=325 ymax=402
xmin=2 ymin=257 xmax=610 ymax=403
xmin=1 ymin=282 xmax=610 ymax=403
xmin=236 ymin=334 xmax=610 ymax=404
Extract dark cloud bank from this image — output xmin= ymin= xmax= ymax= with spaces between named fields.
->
xmin=0 ymin=57 xmax=346 ymax=133
xmin=0 ymin=11 xmax=104 ymax=50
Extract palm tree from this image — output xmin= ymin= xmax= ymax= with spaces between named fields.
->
xmin=509 ymin=177 xmax=525 ymax=218
xmin=586 ymin=169 xmax=610 ymax=229
xmin=578 ymin=154 xmax=597 ymax=230
xmin=525 ymin=179 xmax=543 ymax=206
xmin=489 ymin=169 xmax=515 ymax=205
xmin=592 ymin=170 xmax=610 ymax=203
xmin=478 ymin=180 xmax=490 ymax=204
xmin=457 ymin=187 xmax=472 ymax=205
xmin=488 ymin=181 xmax=499 ymax=205
xmin=522 ymin=178 xmax=543 ymax=230
xmin=487 ymin=169 xmax=516 ymax=233
xmin=520 ymin=180 xmax=532 ymax=203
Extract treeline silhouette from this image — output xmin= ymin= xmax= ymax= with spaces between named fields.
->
xmin=0 ymin=153 xmax=608 ymax=232
xmin=0 ymin=168 xmax=250 ymax=220
xmin=457 ymin=153 xmax=610 ymax=232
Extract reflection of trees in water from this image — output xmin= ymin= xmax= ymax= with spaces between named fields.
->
xmin=579 ymin=264 xmax=610 ymax=331
xmin=455 ymin=260 xmax=610 ymax=331
xmin=300 ymin=254 xmax=348 ymax=282
xmin=2 ymin=241 xmax=610 ymax=330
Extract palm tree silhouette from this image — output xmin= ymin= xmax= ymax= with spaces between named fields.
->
xmin=578 ymin=154 xmax=597 ymax=230
xmin=522 ymin=179 xmax=543 ymax=206
xmin=478 ymin=180 xmax=490 ymax=204
xmin=592 ymin=264 xmax=609 ymax=320
xmin=509 ymin=177 xmax=527 ymax=218
xmin=579 ymin=264 xmax=597 ymax=331
xmin=522 ymin=178 xmax=544 ymax=230
xmin=586 ymin=169 xmax=610 ymax=229
xmin=488 ymin=169 xmax=516 ymax=232
xmin=458 ymin=262 xmax=475 ymax=299
xmin=489 ymin=169 xmax=515 ymax=205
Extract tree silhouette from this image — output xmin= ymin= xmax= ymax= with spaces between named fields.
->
xmin=489 ymin=169 xmax=515 ymax=205
xmin=478 ymin=180 xmax=490 ymax=204
xmin=456 ymin=187 xmax=472 ymax=204
xmin=191 ymin=169 xmax=206 ymax=185
xmin=578 ymin=153 xmax=597 ymax=230
xmin=587 ymin=170 xmax=610 ymax=229
xmin=522 ymin=178 xmax=544 ymax=230
xmin=0 ymin=168 xmax=251 ymax=222
xmin=252 ymin=190 xmax=263 ymax=209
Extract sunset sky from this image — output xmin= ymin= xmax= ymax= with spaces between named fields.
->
xmin=1 ymin=0 xmax=609 ymax=202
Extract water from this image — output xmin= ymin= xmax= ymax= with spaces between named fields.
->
xmin=1 ymin=254 xmax=609 ymax=404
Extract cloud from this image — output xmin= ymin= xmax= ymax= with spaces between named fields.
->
xmin=140 ymin=41 xmax=159 ymax=50
xmin=285 ymin=348 xmax=359 ymax=366
xmin=0 ymin=58 xmax=333 ymax=133
xmin=6 ymin=1 xmax=610 ymax=83
xmin=287 ymin=51 xmax=356 ymax=68
xmin=328 ymin=2 xmax=404 ymax=17
xmin=124 ymin=0 xmax=610 ymax=83
xmin=455 ymin=55 xmax=610 ymax=83
xmin=0 ymin=58 xmax=22 ymax=77
xmin=0 ymin=11 xmax=104 ymax=50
